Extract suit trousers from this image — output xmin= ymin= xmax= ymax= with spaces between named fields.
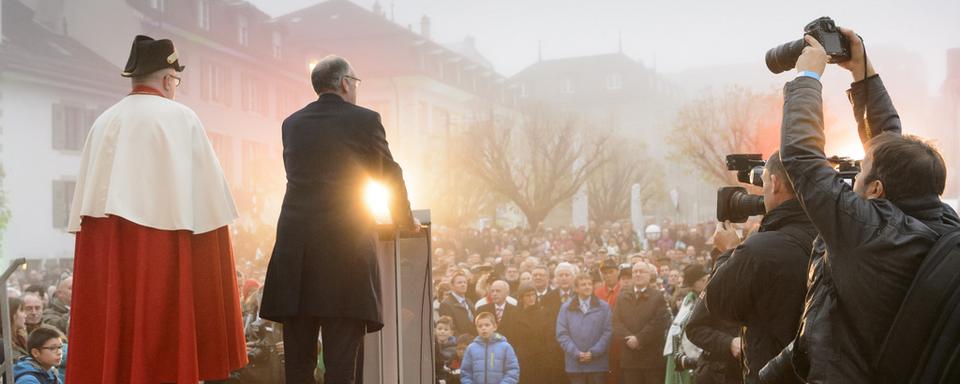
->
xmin=569 ymin=372 xmax=607 ymax=384
xmin=283 ymin=316 xmax=365 ymax=384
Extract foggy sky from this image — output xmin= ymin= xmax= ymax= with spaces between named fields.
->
xmin=249 ymin=0 xmax=960 ymax=93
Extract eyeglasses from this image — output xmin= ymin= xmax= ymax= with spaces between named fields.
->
xmin=40 ymin=344 xmax=63 ymax=352
xmin=168 ymin=74 xmax=182 ymax=87
xmin=343 ymin=75 xmax=362 ymax=86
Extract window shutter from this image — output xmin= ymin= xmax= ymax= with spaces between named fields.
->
xmin=52 ymin=103 xmax=66 ymax=150
xmin=52 ymin=181 xmax=65 ymax=228
xmin=201 ymin=63 xmax=210 ymax=100
xmin=222 ymin=68 xmax=232 ymax=107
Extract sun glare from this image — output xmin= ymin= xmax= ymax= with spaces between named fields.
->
xmin=365 ymin=180 xmax=392 ymax=224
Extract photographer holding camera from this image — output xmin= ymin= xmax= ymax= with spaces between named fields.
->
xmin=761 ymin=25 xmax=960 ymax=383
xmin=701 ymin=150 xmax=817 ymax=384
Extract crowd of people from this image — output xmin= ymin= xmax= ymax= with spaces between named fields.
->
xmin=428 ymin=219 xmax=737 ymax=384
xmin=0 ymin=216 xmax=730 ymax=384
xmin=2 ymin=262 xmax=73 ymax=383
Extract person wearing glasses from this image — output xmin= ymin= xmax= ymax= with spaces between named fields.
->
xmin=260 ymin=54 xmax=420 ymax=384
xmin=13 ymin=326 xmax=64 ymax=384
xmin=66 ymin=35 xmax=246 ymax=383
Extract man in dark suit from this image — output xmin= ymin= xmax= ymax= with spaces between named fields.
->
xmin=259 ymin=55 xmax=419 ymax=384
xmin=613 ymin=262 xmax=672 ymax=384
xmin=477 ymin=280 xmax=519 ymax=341
xmin=439 ymin=272 xmax=477 ymax=337
xmin=536 ymin=263 xmax=578 ymax=384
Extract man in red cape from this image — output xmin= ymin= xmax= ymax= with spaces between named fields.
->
xmin=65 ymin=35 xmax=247 ymax=383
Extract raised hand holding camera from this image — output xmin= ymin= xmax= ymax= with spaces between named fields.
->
xmin=766 ymin=16 xmax=851 ymax=74
xmin=836 ymin=27 xmax=876 ymax=82
xmin=796 ymin=35 xmax=828 ymax=78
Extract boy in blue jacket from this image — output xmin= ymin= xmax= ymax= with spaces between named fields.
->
xmin=14 ymin=327 xmax=63 ymax=384
xmin=460 ymin=312 xmax=520 ymax=384
xmin=557 ymin=273 xmax=613 ymax=384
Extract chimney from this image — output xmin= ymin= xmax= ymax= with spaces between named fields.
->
xmin=420 ymin=15 xmax=431 ymax=40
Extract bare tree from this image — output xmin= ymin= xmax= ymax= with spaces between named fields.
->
xmin=464 ymin=106 xmax=608 ymax=228
xmin=588 ymin=139 xmax=665 ymax=223
xmin=423 ymin=136 xmax=492 ymax=227
xmin=669 ymin=87 xmax=782 ymax=186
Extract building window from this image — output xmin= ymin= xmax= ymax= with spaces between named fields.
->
xmin=52 ymin=179 xmax=76 ymax=229
xmin=240 ymin=73 xmax=269 ymax=116
xmin=562 ymin=79 xmax=575 ymax=94
xmin=417 ymin=101 xmax=429 ymax=136
xmin=272 ymin=32 xmax=282 ymax=59
xmin=240 ymin=139 xmax=270 ymax=188
xmin=275 ymin=86 xmax=299 ymax=120
xmin=606 ymin=73 xmax=623 ymax=90
xmin=201 ymin=62 xmax=231 ymax=106
xmin=519 ymin=83 xmax=528 ymax=98
xmin=51 ymin=102 xmax=96 ymax=151
xmin=238 ymin=15 xmax=249 ymax=46
xmin=198 ymin=0 xmax=211 ymax=30
xmin=149 ymin=0 xmax=165 ymax=11
xmin=207 ymin=132 xmax=234 ymax=183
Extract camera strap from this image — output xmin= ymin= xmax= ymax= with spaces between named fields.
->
xmin=858 ymin=35 xmax=869 ymax=126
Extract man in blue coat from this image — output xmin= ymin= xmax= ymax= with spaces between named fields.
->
xmin=259 ymin=55 xmax=419 ymax=384
xmin=557 ymin=273 xmax=613 ymax=384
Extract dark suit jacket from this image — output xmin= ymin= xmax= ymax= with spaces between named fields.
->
xmin=612 ymin=286 xmax=671 ymax=370
xmin=477 ymin=302 xmax=520 ymax=342
xmin=439 ymin=295 xmax=477 ymax=337
xmin=259 ymin=94 xmax=414 ymax=331
xmin=533 ymin=289 xmax=569 ymax=383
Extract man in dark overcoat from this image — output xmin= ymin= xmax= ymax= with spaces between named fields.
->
xmin=260 ymin=55 xmax=418 ymax=384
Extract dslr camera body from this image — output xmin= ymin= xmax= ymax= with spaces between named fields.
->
xmin=766 ymin=16 xmax=852 ymax=74
xmin=716 ymin=154 xmax=862 ymax=223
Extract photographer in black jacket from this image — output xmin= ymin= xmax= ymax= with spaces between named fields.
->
xmin=702 ymin=151 xmax=817 ymax=383
xmin=762 ymin=28 xmax=960 ymax=383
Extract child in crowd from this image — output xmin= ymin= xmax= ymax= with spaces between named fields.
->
xmin=460 ymin=312 xmax=519 ymax=384
xmin=435 ymin=316 xmax=458 ymax=384
xmin=14 ymin=327 xmax=64 ymax=384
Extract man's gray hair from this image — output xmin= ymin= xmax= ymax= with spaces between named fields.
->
xmin=554 ymin=262 xmax=579 ymax=276
xmin=311 ymin=55 xmax=352 ymax=95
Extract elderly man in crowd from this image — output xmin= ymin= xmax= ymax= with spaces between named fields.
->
xmin=42 ymin=277 xmax=71 ymax=336
xmin=478 ymin=280 xmax=520 ymax=342
xmin=613 ymin=262 xmax=671 ymax=384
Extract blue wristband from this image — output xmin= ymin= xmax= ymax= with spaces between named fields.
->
xmin=797 ymin=70 xmax=821 ymax=82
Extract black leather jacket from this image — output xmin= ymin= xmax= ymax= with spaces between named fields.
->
xmin=705 ymin=199 xmax=816 ymax=383
xmin=766 ymin=75 xmax=960 ymax=383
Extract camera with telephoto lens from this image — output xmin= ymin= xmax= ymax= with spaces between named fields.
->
xmin=766 ymin=16 xmax=852 ymax=74
xmin=716 ymin=153 xmax=863 ymax=223
xmin=717 ymin=154 xmax=767 ymax=223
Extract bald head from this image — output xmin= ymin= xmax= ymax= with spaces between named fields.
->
xmin=489 ymin=280 xmax=510 ymax=305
